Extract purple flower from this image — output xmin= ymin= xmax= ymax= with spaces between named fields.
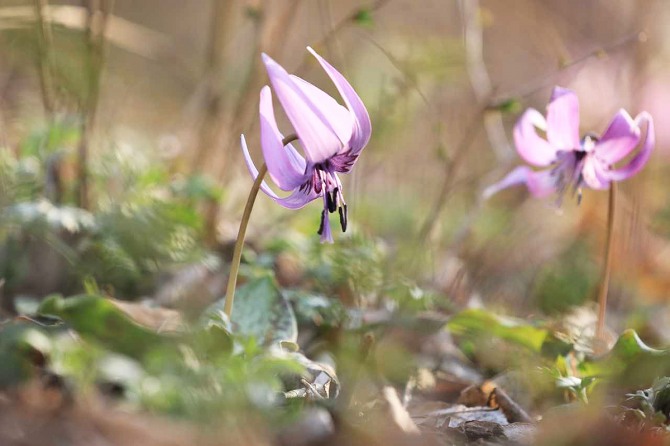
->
xmin=484 ymin=87 xmax=654 ymax=203
xmin=241 ymin=47 xmax=371 ymax=243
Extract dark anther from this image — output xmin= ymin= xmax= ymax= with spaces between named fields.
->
xmin=575 ymin=150 xmax=587 ymax=162
xmin=338 ymin=204 xmax=348 ymax=232
xmin=317 ymin=210 xmax=326 ymax=235
xmin=327 ymin=188 xmax=338 ymax=213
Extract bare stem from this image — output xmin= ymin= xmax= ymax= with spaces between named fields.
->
xmin=596 ymin=182 xmax=617 ymax=351
xmin=223 ymin=134 xmax=298 ymax=319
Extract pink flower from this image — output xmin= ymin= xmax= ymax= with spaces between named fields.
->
xmin=241 ymin=47 xmax=371 ymax=242
xmin=485 ymin=87 xmax=654 ymax=203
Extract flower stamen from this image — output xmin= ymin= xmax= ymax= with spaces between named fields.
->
xmin=339 ymin=204 xmax=348 ymax=232
xmin=317 ymin=209 xmax=326 ymax=236
xmin=327 ymin=187 xmax=338 ymax=213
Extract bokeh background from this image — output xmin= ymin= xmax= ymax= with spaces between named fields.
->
xmin=4 ymin=1 xmax=670 ymax=445
xmin=1 ymin=0 xmax=669 ymax=335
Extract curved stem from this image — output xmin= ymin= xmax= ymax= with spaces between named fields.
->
xmin=223 ymin=134 xmax=298 ymax=319
xmin=595 ymin=182 xmax=617 ymax=352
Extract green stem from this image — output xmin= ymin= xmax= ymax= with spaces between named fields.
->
xmin=595 ymin=182 xmax=617 ymax=351
xmin=223 ymin=134 xmax=298 ymax=318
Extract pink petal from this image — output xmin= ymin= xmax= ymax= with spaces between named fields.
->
xmin=240 ymin=135 xmax=319 ymax=209
xmin=262 ymin=53 xmax=343 ymax=164
xmin=307 ymin=46 xmax=372 ymax=153
xmin=593 ymin=109 xmax=641 ymax=165
xmin=513 ymin=109 xmax=560 ymax=166
xmin=581 ymin=156 xmax=610 ymax=190
xmin=606 ymin=112 xmax=654 ymax=182
xmin=483 ymin=166 xmax=556 ymax=199
xmin=289 ymin=75 xmax=354 ymax=148
xmin=546 ymin=87 xmax=580 ymax=150
xmin=259 ymin=86 xmax=307 ymax=191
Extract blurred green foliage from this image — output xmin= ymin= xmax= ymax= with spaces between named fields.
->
xmin=448 ymin=308 xmax=549 ymax=352
xmin=534 ymin=240 xmax=598 ymax=314
xmin=0 ymin=290 xmax=306 ymax=422
xmin=39 ymin=294 xmax=168 ymax=359
xmin=0 ymin=119 xmax=217 ymax=298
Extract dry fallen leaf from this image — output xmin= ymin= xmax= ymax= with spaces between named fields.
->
xmin=109 ymin=299 xmax=183 ymax=333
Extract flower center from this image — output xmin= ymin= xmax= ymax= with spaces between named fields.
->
xmin=549 ymin=135 xmax=601 ymax=204
xmin=550 ymin=151 xmax=584 ymax=205
xmin=301 ymin=162 xmax=348 ymax=236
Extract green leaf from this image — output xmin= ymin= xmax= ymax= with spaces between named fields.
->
xmin=447 ymin=308 xmax=548 ymax=352
xmin=197 ymin=309 xmax=234 ymax=356
xmin=208 ymin=276 xmax=297 ymax=347
xmin=610 ymin=329 xmax=666 ymax=358
xmin=38 ymin=294 xmax=169 ymax=359
xmin=583 ymin=330 xmax=670 ymax=387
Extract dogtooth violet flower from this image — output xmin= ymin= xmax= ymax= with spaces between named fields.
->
xmin=484 ymin=86 xmax=654 ymax=203
xmin=241 ymin=47 xmax=371 ymax=242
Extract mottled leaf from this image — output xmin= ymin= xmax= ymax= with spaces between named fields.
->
xmin=211 ymin=276 xmax=297 ymax=347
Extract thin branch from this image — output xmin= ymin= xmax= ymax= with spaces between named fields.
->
xmin=417 ymin=111 xmax=482 ymax=242
xmin=489 ymin=30 xmax=646 ymax=109
xmin=418 ymin=0 xmax=513 ymax=243
xmin=32 ymin=0 xmax=55 ymax=116
xmin=363 ymin=35 xmax=430 ymax=107
xmin=460 ymin=0 xmax=513 ymax=160
xmin=294 ymin=0 xmax=392 ymax=73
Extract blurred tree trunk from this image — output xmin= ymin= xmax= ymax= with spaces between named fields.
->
xmin=189 ymin=0 xmax=237 ymax=174
xmin=32 ymin=0 xmax=55 ymax=118
xmin=76 ymin=0 xmax=114 ymax=209
xmin=199 ymin=0 xmax=300 ymax=244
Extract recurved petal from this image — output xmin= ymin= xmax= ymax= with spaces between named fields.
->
xmin=241 ymin=134 xmax=319 ymax=209
xmin=513 ymin=108 xmax=560 ymax=166
xmin=546 ymin=87 xmax=581 ymax=150
xmin=593 ymin=109 xmax=641 ymax=165
xmin=307 ymin=46 xmax=372 ymax=153
xmin=262 ymin=53 xmax=343 ymax=164
xmin=606 ymin=112 xmax=655 ymax=182
xmin=259 ymin=86 xmax=307 ymax=191
xmin=289 ymin=75 xmax=354 ymax=147
xmin=483 ymin=166 xmax=556 ymax=199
